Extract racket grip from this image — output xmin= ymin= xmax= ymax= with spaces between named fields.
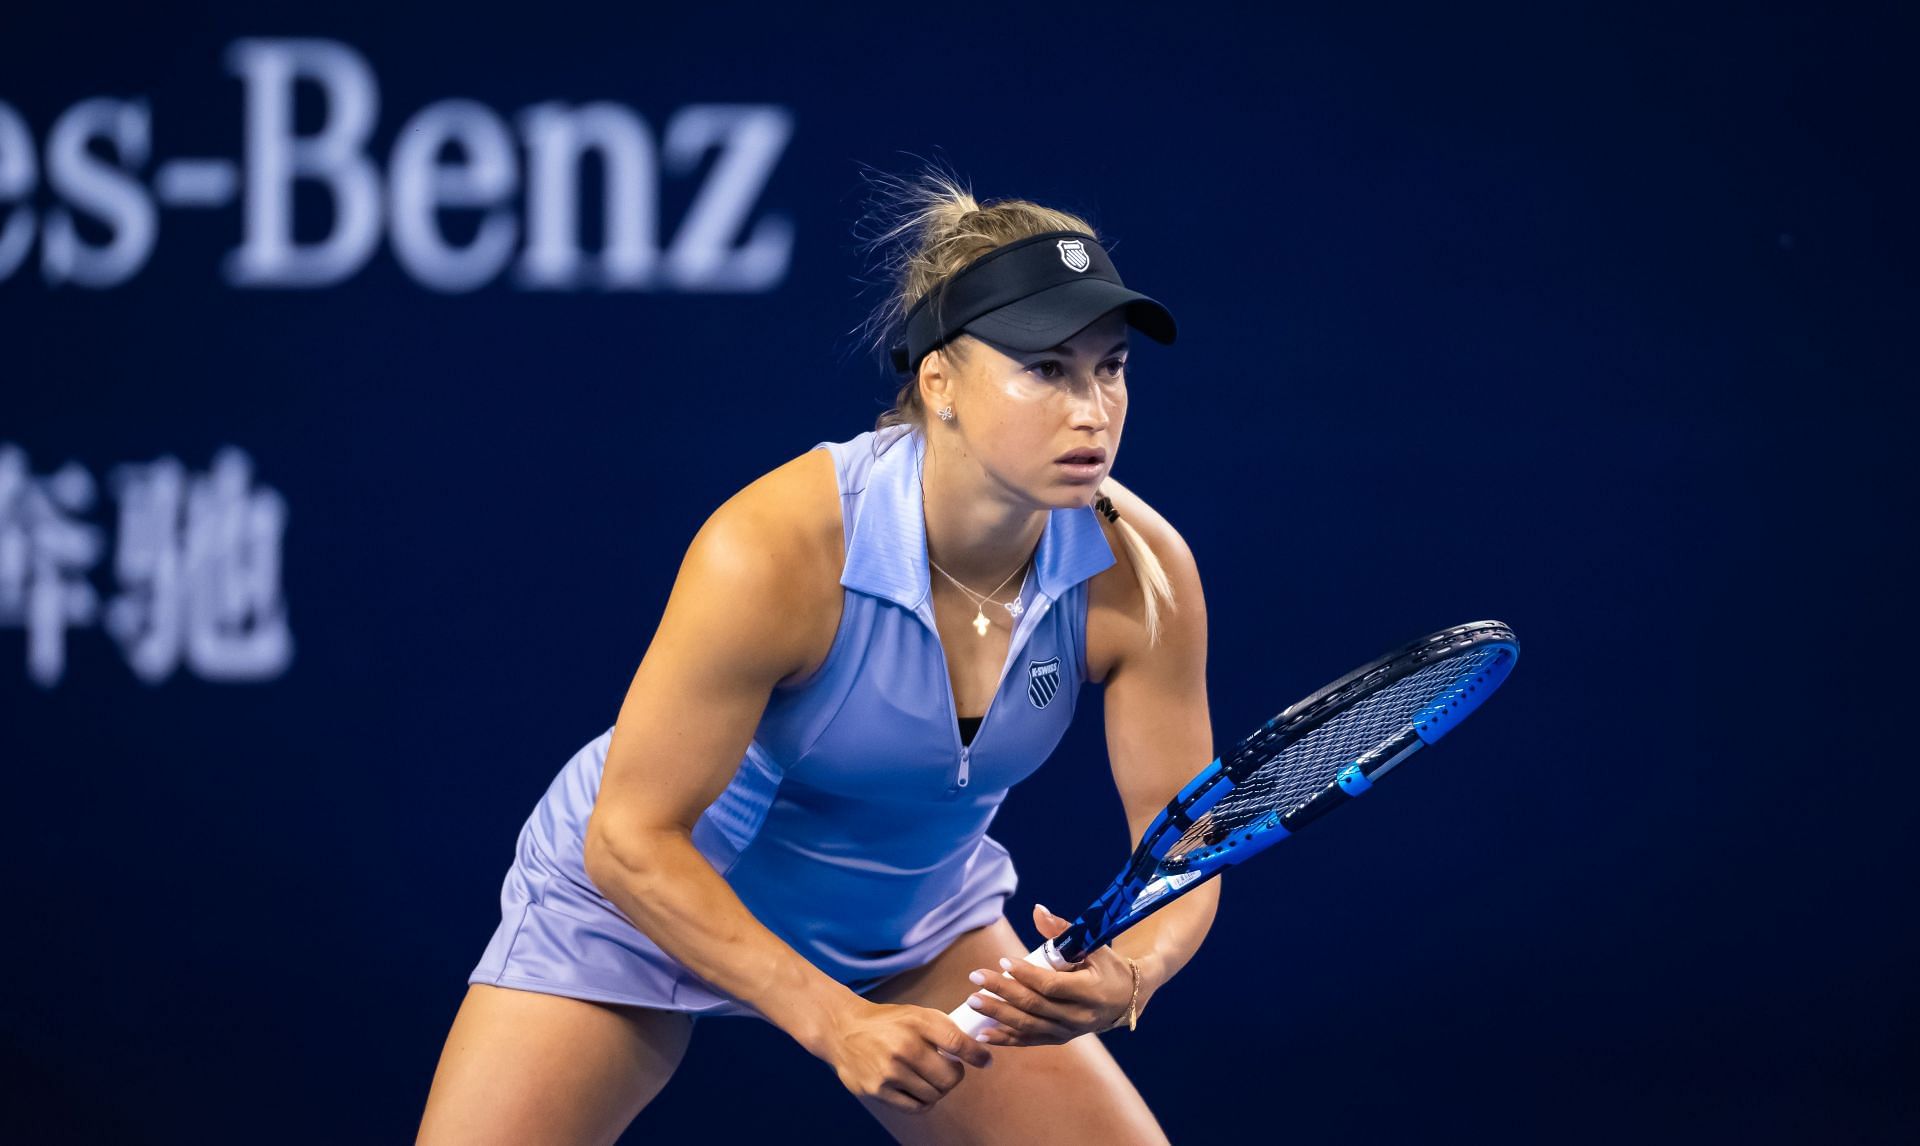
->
xmin=944 ymin=939 xmax=1075 ymax=1038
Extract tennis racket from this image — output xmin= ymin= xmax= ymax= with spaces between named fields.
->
xmin=948 ymin=619 xmax=1520 ymax=1038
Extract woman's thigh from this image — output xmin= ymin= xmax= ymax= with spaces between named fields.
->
xmin=857 ymin=918 xmax=1169 ymax=1146
xmin=416 ymin=983 xmax=694 ymax=1146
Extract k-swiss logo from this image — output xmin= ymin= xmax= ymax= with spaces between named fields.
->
xmin=1027 ymin=656 xmax=1062 ymax=709
xmin=1056 ymin=239 xmax=1091 ymax=273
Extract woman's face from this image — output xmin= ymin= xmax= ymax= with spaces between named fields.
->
xmin=933 ymin=309 xmax=1131 ymax=512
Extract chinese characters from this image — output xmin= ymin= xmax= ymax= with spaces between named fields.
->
xmin=1 ymin=445 xmax=292 ymax=687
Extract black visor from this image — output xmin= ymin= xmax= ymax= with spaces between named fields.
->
xmin=890 ymin=230 xmax=1177 ymax=374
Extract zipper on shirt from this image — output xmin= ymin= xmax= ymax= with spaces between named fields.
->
xmin=938 ymin=586 xmax=1052 ymax=797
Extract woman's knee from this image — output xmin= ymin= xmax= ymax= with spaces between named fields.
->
xmin=860 ymin=1034 xmax=1167 ymax=1146
xmin=417 ymin=984 xmax=694 ymax=1146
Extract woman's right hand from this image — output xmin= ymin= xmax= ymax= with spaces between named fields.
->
xmin=817 ymin=999 xmax=993 ymax=1113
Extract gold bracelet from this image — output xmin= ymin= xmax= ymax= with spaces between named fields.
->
xmin=1116 ymin=956 xmax=1140 ymax=1032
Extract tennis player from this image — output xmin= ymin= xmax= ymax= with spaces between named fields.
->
xmin=418 ymin=171 xmax=1217 ymax=1145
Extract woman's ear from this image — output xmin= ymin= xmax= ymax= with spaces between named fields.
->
xmin=919 ymin=347 xmax=958 ymax=417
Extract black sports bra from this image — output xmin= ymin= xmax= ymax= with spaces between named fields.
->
xmin=957 ymin=715 xmax=983 ymax=747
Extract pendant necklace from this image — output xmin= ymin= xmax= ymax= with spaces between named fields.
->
xmin=918 ymin=435 xmax=1030 ymax=637
xmin=929 ymin=556 xmax=1028 ymax=637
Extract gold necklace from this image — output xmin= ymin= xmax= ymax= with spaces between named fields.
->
xmin=929 ymin=556 xmax=1027 ymax=636
xmin=918 ymin=436 xmax=1030 ymax=636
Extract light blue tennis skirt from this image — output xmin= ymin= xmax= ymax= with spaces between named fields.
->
xmin=467 ymin=728 xmax=1016 ymax=1017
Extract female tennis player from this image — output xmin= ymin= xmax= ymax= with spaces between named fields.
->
xmin=417 ymin=170 xmax=1217 ymax=1145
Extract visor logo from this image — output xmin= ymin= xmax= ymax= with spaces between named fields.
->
xmin=1056 ymin=239 xmax=1091 ymax=273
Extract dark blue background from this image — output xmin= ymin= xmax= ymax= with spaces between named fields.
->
xmin=4 ymin=2 xmax=1913 ymax=1142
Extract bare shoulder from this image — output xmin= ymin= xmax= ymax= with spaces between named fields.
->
xmin=596 ymin=447 xmax=844 ymax=840
xmin=1086 ymin=476 xmax=1205 ymax=683
xmin=669 ymin=446 xmax=844 ymax=682
xmin=702 ymin=446 xmax=843 ymax=566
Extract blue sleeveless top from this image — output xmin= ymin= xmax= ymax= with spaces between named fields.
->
xmin=468 ymin=425 xmax=1117 ymax=1016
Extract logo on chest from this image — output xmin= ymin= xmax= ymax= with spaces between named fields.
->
xmin=1027 ymin=657 xmax=1062 ymax=709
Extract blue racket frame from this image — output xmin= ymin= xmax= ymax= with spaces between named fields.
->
xmin=1045 ymin=620 xmax=1519 ymax=964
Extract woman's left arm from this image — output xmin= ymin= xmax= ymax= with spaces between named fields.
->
xmin=1088 ymin=494 xmax=1216 ymax=1020
xmin=966 ymin=485 xmax=1216 ymax=1043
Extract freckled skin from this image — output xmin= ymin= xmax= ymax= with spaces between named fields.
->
xmin=941 ymin=310 xmax=1131 ymax=513
xmin=915 ymin=310 xmax=1133 ymax=589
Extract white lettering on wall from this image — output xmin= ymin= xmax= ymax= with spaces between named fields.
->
xmin=517 ymin=102 xmax=659 ymax=289
xmin=0 ymin=40 xmax=794 ymax=293
xmin=662 ymin=104 xmax=794 ymax=292
xmin=0 ymin=445 xmax=293 ymax=688
xmin=0 ymin=101 xmax=37 ymax=281
xmin=225 ymin=38 xmax=383 ymax=287
xmin=390 ymin=99 xmax=520 ymax=291
xmin=42 ymin=98 xmax=157 ymax=287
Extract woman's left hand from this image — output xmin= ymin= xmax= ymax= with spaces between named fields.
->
xmin=961 ymin=904 xmax=1139 ymax=1046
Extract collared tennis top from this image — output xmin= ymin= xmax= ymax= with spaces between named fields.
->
xmin=696 ymin=423 xmax=1117 ymax=978
xmin=472 ymin=424 xmax=1116 ymax=1014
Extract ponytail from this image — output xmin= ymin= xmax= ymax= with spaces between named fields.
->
xmin=1094 ymin=488 xmax=1173 ymax=647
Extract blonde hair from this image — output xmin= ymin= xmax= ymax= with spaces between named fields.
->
xmin=854 ymin=162 xmax=1174 ymax=644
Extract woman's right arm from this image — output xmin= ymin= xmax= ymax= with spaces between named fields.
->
xmin=581 ymin=454 xmax=991 ymax=1112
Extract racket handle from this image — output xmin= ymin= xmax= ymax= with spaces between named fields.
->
xmin=944 ymin=939 xmax=1075 ymax=1038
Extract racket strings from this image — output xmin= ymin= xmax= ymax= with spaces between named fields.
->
xmin=1166 ymin=648 xmax=1501 ymax=863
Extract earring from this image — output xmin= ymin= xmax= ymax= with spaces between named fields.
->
xmin=937 ymin=406 xmax=954 ymax=422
